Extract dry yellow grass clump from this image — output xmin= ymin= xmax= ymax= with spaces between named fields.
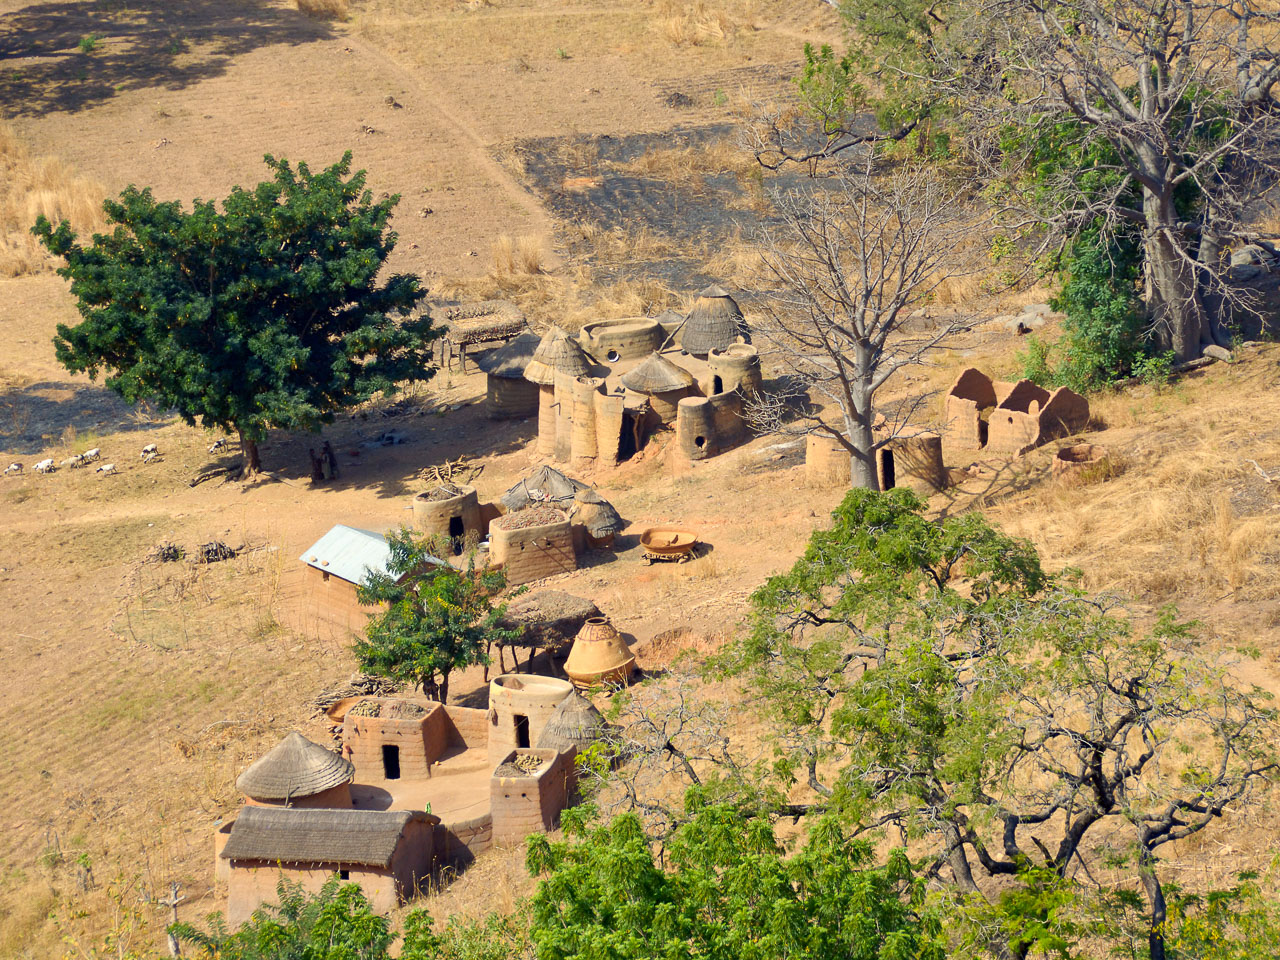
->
xmin=295 ymin=0 xmax=350 ymax=19
xmin=984 ymin=358 xmax=1280 ymax=603
xmin=652 ymin=0 xmax=741 ymax=45
xmin=0 ymin=126 xmax=106 ymax=277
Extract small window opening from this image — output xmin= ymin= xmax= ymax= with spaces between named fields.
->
xmin=880 ymin=449 xmax=896 ymax=490
xmin=606 ymin=349 xmax=621 ymax=362
xmin=977 ymin=418 xmax=989 ymax=448
xmin=339 ymin=869 xmax=350 ymax=880
xmin=712 ymin=375 xmax=724 ymax=394
xmin=694 ymin=435 xmax=706 ymax=448
xmin=382 ymin=744 xmax=401 ymax=780
xmin=514 ymin=714 xmax=530 ymax=748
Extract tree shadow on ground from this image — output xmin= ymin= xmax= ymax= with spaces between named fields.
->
xmin=0 ymin=379 xmax=166 ymax=454
xmin=0 ymin=0 xmax=334 ymax=117
xmin=229 ymin=398 xmax=538 ymax=500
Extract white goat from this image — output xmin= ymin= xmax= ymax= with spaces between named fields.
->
xmin=208 ymin=438 xmax=227 ymax=453
xmin=61 ymin=455 xmax=83 ymax=469
xmin=4 ymin=462 xmax=22 ymax=475
xmin=141 ymin=443 xmax=158 ymax=458
xmin=33 ymin=458 xmax=55 ymax=473
xmin=96 ymin=463 xmax=117 ymax=475
xmin=82 ymin=448 xmax=101 ymax=462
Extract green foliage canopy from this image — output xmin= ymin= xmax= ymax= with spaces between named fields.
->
xmin=526 ymin=800 xmax=943 ymax=960
xmin=34 ymin=153 xmax=437 ymax=469
xmin=354 ymin=529 xmax=517 ymax=703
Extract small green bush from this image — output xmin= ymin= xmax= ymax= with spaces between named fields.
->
xmin=78 ymin=33 xmax=101 ymax=53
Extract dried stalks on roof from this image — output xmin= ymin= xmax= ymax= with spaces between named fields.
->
xmin=569 ymin=488 xmax=624 ymax=538
xmin=235 ymin=731 xmax=354 ymax=800
xmin=221 ymin=806 xmax=428 ymax=866
xmin=620 ymin=352 xmax=695 ymax=394
xmin=524 ymin=327 xmax=592 ymax=384
xmin=536 ymin=691 xmax=609 ymax=753
xmin=475 ymin=331 xmax=541 ymax=379
xmin=682 ymin=283 xmax=748 ymax=354
xmin=500 ymin=465 xmax=589 ymax=511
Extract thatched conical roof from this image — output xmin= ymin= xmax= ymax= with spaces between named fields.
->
xmin=536 ymin=691 xmax=608 ymax=753
xmin=500 ymin=465 xmax=589 ymax=512
xmin=476 ymin=331 xmax=541 ymax=379
xmin=682 ymin=284 xmax=748 ymax=355
xmin=620 ymin=352 xmax=695 ymax=395
xmin=524 ymin=327 xmax=592 ymax=385
xmin=569 ymin=488 xmax=624 ymax=538
xmin=236 ymin=732 xmax=354 ymax=801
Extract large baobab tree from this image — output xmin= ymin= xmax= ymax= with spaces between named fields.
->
xmin=748 ymin=153 xmax=973 ymax=490
xmin=754 ymin=0 xmax=1280 ymax=362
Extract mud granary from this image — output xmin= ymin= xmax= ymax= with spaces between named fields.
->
xmin=215 ymin=675 xmax=598 ymax=924
xmin=518 ymin=285 xmax=762 ymax=470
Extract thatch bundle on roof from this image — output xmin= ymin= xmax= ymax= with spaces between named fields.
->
xmin=476 ymin=331 xmax=541 ymax=379
xmin=220 ymin=806 xmax=429 ymax=867
xmin=569 ymin=488 xmax=624 ymax=541
xmin=524 ymin=327 xmax=593 ymax=384
xmin=500 ymin=465 xmax=588 ymax=512
xmin=681 ymin=284 xmax=748 ymax=355
xmin=536 ymin=691 xmax=608 ymax=754
xmin=236 ymin=731 xmax=354 ymax=801
xmin=619 ymin=352 xmax=695 ymax=395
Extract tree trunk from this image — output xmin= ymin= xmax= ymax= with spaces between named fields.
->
xmin=236 ymin=427 xmax=262 ymax=475
xmin=1144 ymin=189 xmax=1206 ymax=362
xmin=845 ymin=392 xmax=879 ymax=491
xmin=438 ymin=672 xmax=450 ymax=704
xmin=1137 ymin=846 xmax=1168 ymax=960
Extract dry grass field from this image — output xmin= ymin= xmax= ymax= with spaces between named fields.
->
xmin=2 ymin=0 xmax=1279 ymax=956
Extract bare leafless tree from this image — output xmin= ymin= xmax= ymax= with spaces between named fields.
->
xmin=747 ymin=152 xmax=976 ymax=489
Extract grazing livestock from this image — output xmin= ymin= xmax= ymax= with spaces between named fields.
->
xmin=96 ymin=463 xmax=117 ymax=475
xmin=208 ymin=438 xmax=227 ymax=453
xmin=33 ymin=459 xmax=55 ymax=473
xmin=82 ymin=448 xmax=101 ymax=461
xmin=141 ymin=444 xmax=158 ymax=457
xmin=3 ymin=463 xmax=21 ymax=475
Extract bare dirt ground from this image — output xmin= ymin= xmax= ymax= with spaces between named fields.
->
xmin=2 ymin=0 xmax=1279 ymax=955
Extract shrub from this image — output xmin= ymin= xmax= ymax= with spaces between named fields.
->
xmin=295 ymin=0 xmax=349 ymax=20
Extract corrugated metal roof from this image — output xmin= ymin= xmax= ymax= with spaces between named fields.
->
xmin=220 ymin=806 xmax=432 ymax=867
xmin=299 ymin=525 xmax=445 ymax=585
xmin=299 ymin=525 xmax=394 ymax=585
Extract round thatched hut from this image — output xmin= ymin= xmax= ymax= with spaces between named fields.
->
xmin=568 ymin=488 xmax=624 ymax=548
xmin=536 ymin=691 xmax=608 ymax=754
xmin=620 ymin=352 xmax=695 ymax=423
xmin=525 ymin=328 xmax=593 ymax=456
xmin=476 ymin=331 xmax=541 ymax=419
xmin=237 ymin=731 xmax=355 ymax=809
xmin=680 ymin=284 xmax=749 ymax=357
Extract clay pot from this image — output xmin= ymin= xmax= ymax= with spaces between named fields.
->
xmin=564 ymin=617 xmax=635 ymax=689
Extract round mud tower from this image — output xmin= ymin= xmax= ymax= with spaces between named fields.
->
xmin=707 ymin=343 xmax=763 ymax=397
xmin=1052 ymin=443 xmax=1110 ymax=486
xmin=805 ymin=432 xmax=851 ymax=487
xmin=487 ymin=673 xmax=574 ymax=766
xmin=412 ymin=484 xmax=482 ymax=545
xmin=676 ymin=396 xmax=716 ymax=461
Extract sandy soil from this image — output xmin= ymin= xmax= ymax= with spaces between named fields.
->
xmin=3 ymin=0 xmax=1280 ymax=955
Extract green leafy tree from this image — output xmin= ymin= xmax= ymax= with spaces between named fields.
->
xmin=1021 ymin=228 xmax=1152 ymax=392
xmin=172 ymin=877 xmax=437 ymax=959
xmin=724 ymin=489 xmax=1278 ymax=960
xmin=761 ymin=0 xmax=1280 ymax=361
xmin=525 ymin=799 xmax=943 ymax=960
xmin=34 ymin=153 xmax=437 ymax=473
xmin=354 ymin=529 xmax=517 ymax=703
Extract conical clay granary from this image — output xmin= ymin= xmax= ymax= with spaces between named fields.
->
xmin=564 ymin=617 xmax=635 ymax=689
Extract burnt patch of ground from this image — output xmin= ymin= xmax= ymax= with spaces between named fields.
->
xmin=509 ymin=124 xmax=811 ymax=289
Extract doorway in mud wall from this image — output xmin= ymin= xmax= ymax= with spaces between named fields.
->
xmin=879 ymin=448 xmax=896 ymax=490
xmin=448 ymin=515 xmax=464 ymax=555
xmin=618 ymin=411 xmax=639 ymax=462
